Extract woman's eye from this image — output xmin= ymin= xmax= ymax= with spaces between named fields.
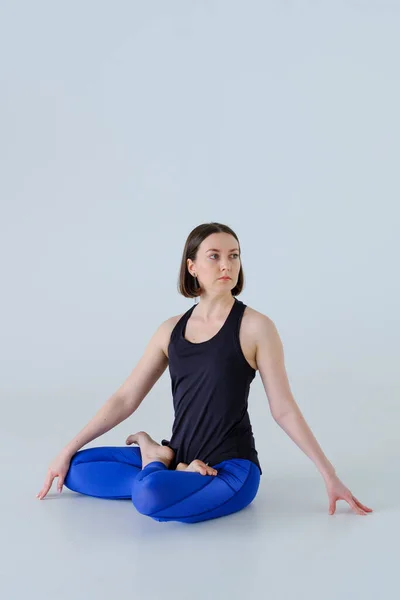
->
xmin=209 ymin=253 xmax=239 ymax=259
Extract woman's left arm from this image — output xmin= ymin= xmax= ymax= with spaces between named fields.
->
xmin=254 ymin=314 xmax=374 ymax=516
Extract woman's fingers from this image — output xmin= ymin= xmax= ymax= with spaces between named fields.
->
xmin=353 ymin=495 xmax=373 ymax=512
xmin=330 ymin=494 xmax=374 ymax=516
xmin=349 ymin=497 xmax=366 ymax=515
xmin=347 ymin=494 xmax=374 ymax=515
xmin=36 ymin=473 xmax=55 ymax=500
xmin=347 ymin=494 xmax=372 ymax=515
xmin=37 ymin=454 xmax=72 ymax=500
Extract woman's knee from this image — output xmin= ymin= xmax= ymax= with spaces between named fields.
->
xmin=131 ymin=476 xmax=161 ymax=516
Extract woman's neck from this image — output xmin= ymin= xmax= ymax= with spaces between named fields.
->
xmin=194 ymin=294 xmax=235 ymax=320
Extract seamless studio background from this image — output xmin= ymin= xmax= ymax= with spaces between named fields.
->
xmin=1 ymin=1 xmax=399 ymax=599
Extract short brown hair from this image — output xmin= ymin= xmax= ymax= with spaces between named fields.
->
xmin=178 ymin=222 xmax=245 ymax=298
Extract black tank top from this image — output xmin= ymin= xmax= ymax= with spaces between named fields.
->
xmin=161 ymin=297 xmax=262 ymax=475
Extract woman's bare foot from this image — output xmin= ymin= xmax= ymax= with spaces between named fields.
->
xmin=176 ymin=460 xmax=218 ymax=476
xmin=175 ymin=462 xmax=188 ymax=471
xmin=126 ymin=431 xmax=175 ymax=469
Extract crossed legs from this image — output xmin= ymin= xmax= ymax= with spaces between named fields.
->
xmin=64 ymin=431 xmax=260 ymax=523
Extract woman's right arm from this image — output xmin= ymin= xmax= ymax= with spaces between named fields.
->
xmin=62 ymin=317 xmax=170 ymax=458
xmin=36 ymin=319 xmax=171 ymax=499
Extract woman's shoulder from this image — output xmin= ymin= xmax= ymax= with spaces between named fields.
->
xmin=241 ymin=301 xmax=274 ymax=327
xmin=157 ymin=311 xmax=187 ymax=358
xmin=165 ymin=309 xmax=188 ymax=328
xmin=240 ymin=302 xmax=277 ymax=345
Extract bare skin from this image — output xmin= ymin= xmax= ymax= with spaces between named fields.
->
xmin=176 ymin=461 xmax=218 ymax=476
xmin=125 ymin=430 xmax=218 ymax=476
xmin=125 ymin=431 xmax=175 ymax=468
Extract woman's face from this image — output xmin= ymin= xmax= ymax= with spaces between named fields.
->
xmin=188 ymin=232 xmax=241 ymax=293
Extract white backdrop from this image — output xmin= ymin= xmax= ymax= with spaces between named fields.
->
xmin=1 ymin=2 xmax=398 ymax=599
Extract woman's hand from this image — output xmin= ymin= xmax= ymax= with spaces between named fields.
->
xmin=324 ymin=474 xmax=373 ymax=516
xmin=36 ymin=452 xmax=72 ymax=500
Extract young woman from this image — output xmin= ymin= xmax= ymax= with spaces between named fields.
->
xmin=37 ymin=222 xmax=373 ymax=523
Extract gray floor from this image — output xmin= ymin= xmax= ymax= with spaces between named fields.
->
xmin=2 ymin=397 xmax=395 ymax=600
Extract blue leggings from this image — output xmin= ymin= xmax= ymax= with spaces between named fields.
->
xmin=64 ymin=446 xmax=261 ymax=523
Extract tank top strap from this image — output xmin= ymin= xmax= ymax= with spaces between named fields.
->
xmin=170 ymin=303 xmax=196 ymax=343
xmin=217 ymin=297 xmax=246 ymax=346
